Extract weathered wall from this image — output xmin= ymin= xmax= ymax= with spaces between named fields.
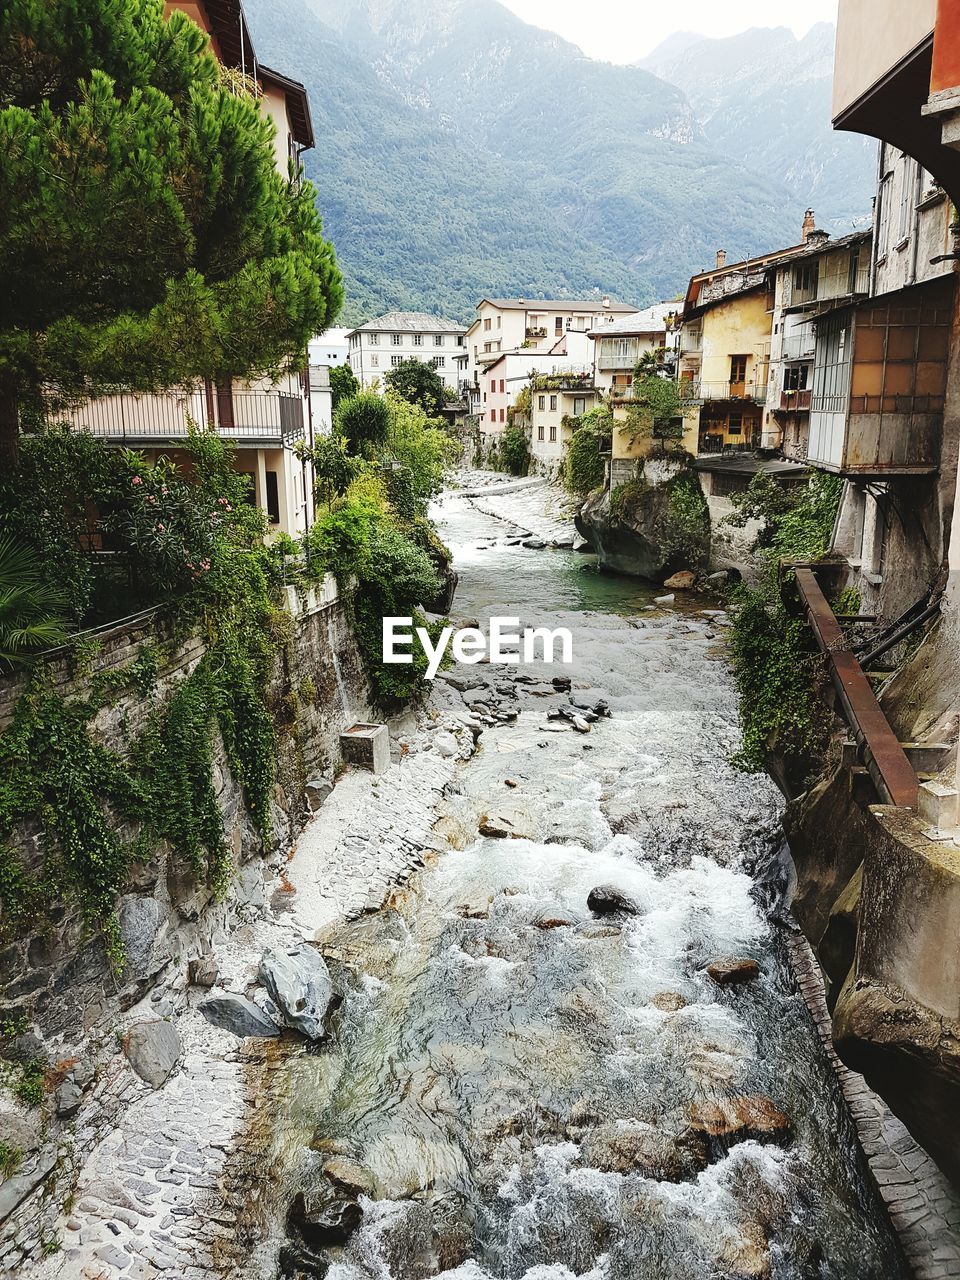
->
xmin=0 ymin=579 xmax=371 ymax=1253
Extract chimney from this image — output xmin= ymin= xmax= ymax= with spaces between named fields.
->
xmin=802 ymin=208 xmax=816 ymax=242
xmin=716 ymin=249 xmax=727 ymax=269
xmin=602 ymin=295 xmax=611 ymax=308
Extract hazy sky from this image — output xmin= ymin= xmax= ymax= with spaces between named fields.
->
xmin=498 ymin=0 xmax=840 ymax=64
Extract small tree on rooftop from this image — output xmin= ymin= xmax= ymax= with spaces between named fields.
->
xmin=0 ymin=0 xmax=343 ymax=467
xmin=384 ymin=358 xmax=446 ymax=417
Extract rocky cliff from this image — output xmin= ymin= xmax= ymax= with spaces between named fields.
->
xmin=575 ymin=457 xmax=711 ymax=580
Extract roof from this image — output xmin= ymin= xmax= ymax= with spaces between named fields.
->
xmin=693 ymin=454 xmax=809 ymax=479
xmin=479 ymin=298 xmax=638 ymax=315
xmin=193 ymin=0 xmax=257 ymax=74
xmin=346 ymin=312 xmax=468 ymax=336
xmin=587 ymin=303 xmax=676 ymax=338
xmin=259 ymin=65 xmax=314 ymax=149
xmin=684 ymin=242 xmax=811 ymax=315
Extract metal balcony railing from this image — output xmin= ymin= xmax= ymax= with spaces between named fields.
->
xmin=45 ymin=387 xmax=305 ymax=445
xmin=597 ymin=352 xmax=637 ymax=370
xmin=689 ymin=381 xmax=768 ymax=404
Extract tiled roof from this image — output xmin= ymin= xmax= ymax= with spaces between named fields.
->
xmin=480 ymin=298 xmax=637 ymax=314
xmin=347 ymin=312 xmax=467 ymax=335
xmin=587 ymin=304 xmax=675 ymax=337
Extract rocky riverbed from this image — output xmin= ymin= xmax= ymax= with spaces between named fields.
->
xmin=24 ymin=475 xmax=953 ymax=1280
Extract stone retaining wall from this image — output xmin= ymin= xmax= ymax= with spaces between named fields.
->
xmin=0 ymin=578 xmax=371 ymax=1267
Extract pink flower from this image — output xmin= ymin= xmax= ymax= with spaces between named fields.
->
xmin=156 ymin=522 xmax=165 ymax=531
xmin=131 ymin=475 xmax=143 ymax=486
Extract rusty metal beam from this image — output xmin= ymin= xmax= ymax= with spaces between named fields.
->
xmin=793 ymin=568 xmax=918 ymax=809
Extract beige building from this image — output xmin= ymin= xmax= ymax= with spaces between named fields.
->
xmin=589 ymin=304 xmax=680 ymax=398
xmin=528 ymin=374 xmax=602 ymax=477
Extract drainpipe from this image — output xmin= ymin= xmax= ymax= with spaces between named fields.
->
xmin=868 ymin=143 xmax=882 ymax=298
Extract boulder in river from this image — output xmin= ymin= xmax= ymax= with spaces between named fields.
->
xmin=581 ymin=1119 xmax=709 ymax=1182
xmin=707 ymin=957 xmax=760 ymax=985
xmin=587 ymin=885 xmax=642 ymax=916
xmin=663 ymin=569 xmax=696 ymax=590
xmin=288 ymin=1188 xmax=362 ymax=1248
xmin=651 ymin=991 xmax=689 ymax=1012
xmin=534 ymin=907 xmax=576 ymax=929
xmin=260 ymin=944 xmax=335 ymax=1041
xmin=687 ymin=1095 xmax=792 ymax=1153
xmin=522 ymin=538 xmax=547 ymax=549
xmin=199 ymin=993 xmax=280 ymax=1038
xmin=323 ymin=1157 xmax=375 ymax=1198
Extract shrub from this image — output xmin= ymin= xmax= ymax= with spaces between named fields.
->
xmin=564 ymin=406 xmax=611 ymax=496
xmin=497 ymin=424 xmax=530 ymax=476
xmin=335 ymin=392 xmax=390 ymax=457
xmin=329 ymin=363 xmax=359 ymax=412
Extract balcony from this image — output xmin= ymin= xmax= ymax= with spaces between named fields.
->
xmin=779 ymin=389 xmax=812 ymax=411
xmin=689 ymin=381 xmax=768 ymax=404
xmin=597 ymin=352 xmax=637 ymax=370
xmin=47 ymin=386 xmax=306 ymax=446
xmin=525 ymin=327 xmax=547 ymax=340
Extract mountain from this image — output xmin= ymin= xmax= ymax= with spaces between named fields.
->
xmin=638 ymin=24 xmax=877 ymax=231
xmin=242 ymin=0 xmax=873 ymax=323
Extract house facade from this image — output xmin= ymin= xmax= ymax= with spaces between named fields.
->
xmin=763 ymin=228 xmax=872 ymax=458
xmin=589 ymin=304 xmax=680 ymax=399
xmin=528 ymin=374 xmax=602 ymax=477
xmin=346 ymin=312 xmax=467 ymax=391
xmin=54 ymin=0 xmax=320 ymax=539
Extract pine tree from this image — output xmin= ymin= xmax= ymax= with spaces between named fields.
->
xmin=0 ymin=0 xmax=343 ymax=466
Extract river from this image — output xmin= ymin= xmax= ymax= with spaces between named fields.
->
xmin=271 ymin=485 xmax=906 ymax=1280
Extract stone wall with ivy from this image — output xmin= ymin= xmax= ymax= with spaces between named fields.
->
xmin=0 ymin=578 xmax=370 ymax=1050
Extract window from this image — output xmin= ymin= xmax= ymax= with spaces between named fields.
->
xmin=848 ymin=248 xmax=863 ymax=294
xmin=729 ymin=355 xmax=748 ymax=387
xmin=370 ymin=354 xmax=379 ymax=367
xmin=368 ymin=333 xmax=379 ymax=346
xmin=433 ymin=356 xmax=445 ymax=369
xmin=484 ymin=318 xmax=492 ymax=331
xmin=727 ymin=414 xmax=743 ymax=436
xmin=573 ymin=396 xmax=586 ymax=416
xmin=499 ymin=379 xmax=505 ymax=393
xmin=555 ymin=316 xmax=563 ymax=336
xmin=538 ymin=396 xmax=546 ymax=410
xmin=783 ymin=365 xmax=809 ymax=392
xmin=550 ymin=395 xmax=558 ymax=411
xmin=496 ymin=315 xmax=501 ymax=328
xmin=434 ymin=335 xmax=444 ymax=346
xmin=490 ymin=379 xmax=497 ymax=393
xmin=413 ymin=334 xmax=423 ymax=347
xmin=456 ymin=336 xmax=465 ymax=346
xmin=498 ymin=408 xmax=504 ymax=422
xmin=265 ymin=471 xmax=280 ymax=524
xmin=391 ymin=354 xmax=403 ymax=367
xmin=549 ymin=425 xmax=557 ymax=441
xmin=392 ymin=333 xmax=402 ymax=346
xmin=538 ymin=425 xmax=545 ymax=440
xmin=484 ymin=343 xmax=492 ymax=353
xmin=793 ymin=262 xmax=819 ymax=302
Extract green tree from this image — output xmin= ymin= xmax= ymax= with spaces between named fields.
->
xmin=329 ymin=363 xmax=359 ymax=412
xmin=335 ymin=392 xmax=390 ymax=457
xmin=0 ymin=536 xmax=67 ymax=670
xmin=0 ymin=0 xmax=343 ymax=466
xmin=497 ymin=424 xmax=530 ymax=476
xmin=625 ymin=371 xmax=686 ymax=446
xmin=384 ymin=358 xmax=446 ymax=416
xmin=564 ymin=404 xmax=611 ymax=496
xmin=384 ymin=392 xmax=455 ymax=512
xmin=308 ymin=433 xmax=362 ymax=510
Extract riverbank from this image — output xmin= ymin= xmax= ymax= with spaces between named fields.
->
xmin=22 ymin=476 xmax=959 ymax=1279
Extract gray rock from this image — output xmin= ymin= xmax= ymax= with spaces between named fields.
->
xmin=124 ymin=1020 xmax=182 ymax=1087
xmin=587 ymin=885 xmax=642 ymax=916
xmin=434 ymin=731 xmax=459 ymax=758
xmin=119 ymin=895 xmax=170 ymax=983
xmin=70 ymin=1059 xmax=96 ymax=1089
xmin=461 ymin=687 xmax=493 ymax=706
xmin=199 ymin=993 xmax=280 ymax=1038
xmin=305 ymin=776 xmax=334 ymax=812
xmin=653 ymin=593 xmax=675 ymax=606
xmin=522 ymin=538 xmax=547 ymax=549
xmin=570 ymin=715 xmax=591 ymax=734
xmin=187 ymin=954 xmax=219 ymax=988
xmin=0 ymin=1142 xmax=58 ymax=1219
xmin=706 ymin=570 xmax=730 ymax=584
xmin=259 ymin=945 xmax=334 ymax=1041
xmin=55 ymin=1080 xmax=83 ymax=1118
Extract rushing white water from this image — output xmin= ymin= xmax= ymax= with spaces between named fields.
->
xmin=273 ymin=491 xmax=906 ymax=1280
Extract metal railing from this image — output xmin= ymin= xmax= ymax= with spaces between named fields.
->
xmin=597 ymin=353 xmax=637 ymax=369
xmin=43 ymin=387 xmax=305 ymax=444
xmin=689 ymin=381 xmax=768 ymax=404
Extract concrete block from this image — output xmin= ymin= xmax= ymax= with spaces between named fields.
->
xmin=901 ymin=743 xmax=954 ymax=774
xmin=918 ymin=781 xmax=959 ymax=836
xmin=340 ymin=723 xmax=390 ymax=775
